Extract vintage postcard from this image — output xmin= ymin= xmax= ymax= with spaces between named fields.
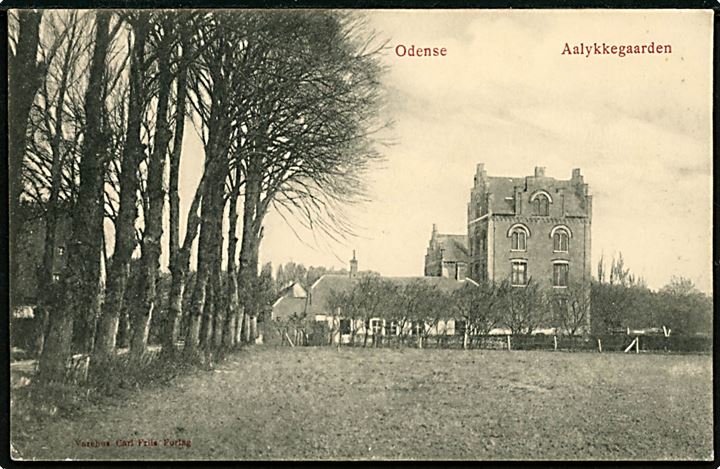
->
xmin=7 ymin=8 xmax=713 ymax=461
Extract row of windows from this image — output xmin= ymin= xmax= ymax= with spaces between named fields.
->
xmin=511 ymin=261 xmax=569 ymax=287
xmin=339 ymin=319 xmax=496 ymax=337
xmin=509 ymin=225 xmax=571 ymax=253
xmin=338 ymin=318 xmax=428 ymax=336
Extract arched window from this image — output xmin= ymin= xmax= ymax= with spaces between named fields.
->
xmin=533 ymin=194 xmax=549 ymax=216
xmin=530 ymin=190 xmax=552 ymax=216
xmin=507 ymin=224 xmax=530 ymax=251
xmin=550 ymin=225 xmax=572 ymax=252
xmin=511 ymin=230 xmax=526 ymax=251
xmin=553 ymin=231 xmax=569 ymax=252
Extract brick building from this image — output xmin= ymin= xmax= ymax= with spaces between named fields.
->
xmin=466 ymin=165 xmax=592 ymax=289
xmin=423 ymin=224 xmax=469 ymax=280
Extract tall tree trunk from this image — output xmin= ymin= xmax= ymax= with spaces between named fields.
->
xmin=161 ymin=47 xmax=188 ymax=355
xmin=39 ymin=12 xmax=110 ymax=383
xmin=185 ymin=159 xmax=220 ymax=355
xmin=9 ymin=11 xmax=43 ymax=320
xmin=238 ymin=149 xmax=263 ymax=343
xmin=170 ymin=179 xmax=205 ymax=354
xmin=200 ymin=273 xmax=215 ymax=350
xmin=93 ymin=19 xmax=149 ymax=369
xmin=211 ymin=227 xmax=226 ymax=352
xmin=197 ymin=179 xmax=224 ymax=352
xmin=130 ymin=29 xmax=172 ymax=359
xmin=210 ymin=185 xmax=227 ymax=350
xmin=184 ymin=36 xmax=232 ymax=355
xmin=34 ymin=17 xmax=76 ymax=355
xmin=8 ymin=10 xmax=42 ymax=206
xmin=224 ymin=192 xmax=240 ymax=348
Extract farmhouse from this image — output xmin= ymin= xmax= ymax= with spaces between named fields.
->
xmin=271 ymin=253 xmax=476 ymax=344
xmin=466 ymin=165 xmax=592 ymax=289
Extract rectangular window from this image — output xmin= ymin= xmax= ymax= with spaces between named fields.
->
xmin=553 ymin=263 xmax=569 ymax=287
xmin=57 ymin=246 xmax=65 ymax=256
xmin=413 ymin=321 xmax=425 ymax=336
xmin=455 ymin=320 xmax=467 ymax=336
xmin=387 ymin=321 xmax=398 ymax=335
xmin=52 ymin=273 xmax=60 ymax=282
xmin=370 ymin=318 xmax=382 ymax=335
xmin=511 ymin=261 xmax=527 ymax=286
xmin=339 ymin=318 xmax=351 ymax=334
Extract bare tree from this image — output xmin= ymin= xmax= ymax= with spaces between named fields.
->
xmin=9 ymin=10 xmax=43 ymax=214
xmin=162 ymin=12 xmax=198 ymax=355
xmin=39 ymin=11 xmax=112 ymax=382
xmin=550 ymin=281 xmax=591 ymax=336
xmin=501 ymin=279 xmax=548 ymax=336
xmin=93 ymin=13 xmax=152 ymax=369
xmin=451 ymin=281 xmax=501 ymax=349
xmin=392 ymin=281 xmax=428 ymax=346
xmin=232 ymin=11 xmax=387 ymax=327
xmin=183 ymin=13 xmax=242 ymax=356
xmin=24 ymin=12 xmax=90 ymax=355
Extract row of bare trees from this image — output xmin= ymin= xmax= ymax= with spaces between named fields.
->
xmin=324 ymin=277 xmax=592 ymax=349
xmin=8 ymin=9 xmax=386 ymax=383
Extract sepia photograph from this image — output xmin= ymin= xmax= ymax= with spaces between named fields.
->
xmin=6 ymin=7 xmax=714 ymax=461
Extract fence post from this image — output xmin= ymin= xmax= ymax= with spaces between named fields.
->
xmin=624 ymin=337 xmax=637 ymax=353
xmin=635 ymin=336 xmax=640 ymax=354
xmin=507 ymin=335 xmax=511 ymax=351
xmin=597 ymin=338 xmax=602 ymax=353
xmin=553 ymin=335 xmax=558 ymax=351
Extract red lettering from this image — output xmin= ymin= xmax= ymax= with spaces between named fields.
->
xmin=394 ymin=44 xmax=448 ymax=58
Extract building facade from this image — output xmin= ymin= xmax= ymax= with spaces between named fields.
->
xmin=467 ymin=164 xmax=592 ymax=290
xmin=272 ymin=253 xmax=476 ymax=344
xmin=423 ymin=224 xmax=469 ymax=280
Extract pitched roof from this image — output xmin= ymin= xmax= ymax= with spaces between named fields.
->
xmin=277 ymin=282 xmax=307 ymax=299
xmin=435 ymin=234 xmax=469 ymax=263
xmin=304 ymin=274 xmax=474 ymax=317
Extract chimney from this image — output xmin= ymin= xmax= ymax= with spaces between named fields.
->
xmin=534 ymin=166 xmax=546 ymax=177
xmin=572 ymin=168 xmax=582 ymax=181
xmin=349 ymin=250 xmax=358 ymax=278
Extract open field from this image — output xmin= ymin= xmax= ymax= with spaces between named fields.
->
xmin=11 ymin=347 xmax=713 ymax=460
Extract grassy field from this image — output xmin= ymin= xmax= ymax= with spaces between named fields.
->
xmin=11 ymin=346 xmax=713 ymax=460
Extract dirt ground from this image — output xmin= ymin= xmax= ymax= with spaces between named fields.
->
xmin=11 ymin=346 xmax=713 ymax=460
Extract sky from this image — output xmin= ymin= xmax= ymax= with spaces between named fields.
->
xmin=174 ymin=9 xmax=713 ymax=293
